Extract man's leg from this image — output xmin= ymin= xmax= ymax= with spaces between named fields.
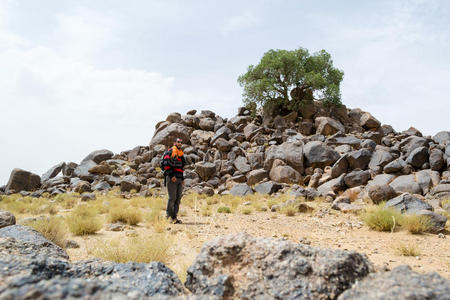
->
xmin=174 ymin=179 xmax=183 ymax=218
xmin=166 ymin=177 xmax=177 ymax=219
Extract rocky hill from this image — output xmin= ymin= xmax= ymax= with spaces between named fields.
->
xmin=2 ymin=101 xmax=449 ymax=230
xmin=1 ymin=101 xmax=450 ymax=298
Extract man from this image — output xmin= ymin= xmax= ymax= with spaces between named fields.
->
xmin=161 ymin=138 xmax=186 ymax=224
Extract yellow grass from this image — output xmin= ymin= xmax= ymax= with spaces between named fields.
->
xmin=399 ymin=214 xmax=432 ymax=234
xmin=27 ymin=217 xmax=67 ymax=248
xmin=66 ymin=205 xmax=103 ymax=236
xmin=362 ymin=204 xmax=403 ymax=232
xmin=394 ymin=242 xmax=421 ymax=256
xmin=108 ymin=206 xmax=143 ymax=225
xmin=89 ymin=234 xmax=172 ymax=264
xmin=241 ymin=207 xmax=253 ymax=215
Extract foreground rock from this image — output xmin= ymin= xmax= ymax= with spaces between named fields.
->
xmin=185 ymin=233 xmax=372 ymax=299
xmin=0 ymin=210 xmax=16 ymax=229
xmin=339 ymin=265 xmax=450 ymax=300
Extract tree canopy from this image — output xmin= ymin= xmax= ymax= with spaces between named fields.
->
xmin=238 ymin=48 xmax=344 ymax=111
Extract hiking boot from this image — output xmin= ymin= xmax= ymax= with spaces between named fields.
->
xmin=173 ymin=218 xmax=182 ymax=224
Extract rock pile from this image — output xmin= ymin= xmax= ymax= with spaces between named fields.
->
xmin=1 ymin=102 xmax=449 ymax=230
xmin=0 ymin=215 xmax=448 ymax=299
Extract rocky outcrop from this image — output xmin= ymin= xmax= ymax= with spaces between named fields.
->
xmin=185 ymin=233 xmax=373 ymax=299
xmin=338 ymin=265 xmax=450 ymax=300
xmin=5 ymin=168 xmax=41 ymax=193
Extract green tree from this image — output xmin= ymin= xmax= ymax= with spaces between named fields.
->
xmin=238 ymin=48 xmax=344 ymax=111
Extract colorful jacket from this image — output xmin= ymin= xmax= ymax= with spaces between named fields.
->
xmin=160 ymin=147 xmax=186 ymax=180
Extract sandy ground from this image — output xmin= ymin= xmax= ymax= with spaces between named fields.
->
xmin=65 ymin=198 xmax=450 ymax=281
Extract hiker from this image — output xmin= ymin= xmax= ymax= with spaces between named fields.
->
xmin=160 ymin=138 xmax=186 ymax=224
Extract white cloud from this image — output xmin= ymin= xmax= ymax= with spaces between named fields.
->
xmin=220 ymin=13 xmax=259 ymax=35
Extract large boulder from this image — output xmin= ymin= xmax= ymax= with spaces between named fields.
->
xmin=195 ymin=162 xmax=217 ymax=181
xmin=81 ymin=149 xmax=114 ymax=164
xmin=432 ymin=131 xmax=450 ymax=145
xmin=368 ymin=184 xmax=397 ymax=204
xmin=254 ymin=181 xmax=282 ymax=195
xmin=185 ymin=233 xmax=372 ymax=299
xmin=415 ymin=210 xmax=447 ymax=233
xmin=385 ymin=193 xmax=432 ymax=214
xmin=0 ymin=210 xmax=16 ymax=229
xmin=230 ymin=183 xmax=253 ymax=196
xmin=315 ymin=117 xmax=345 ymax=136
xmin=41 ymin=162 xmax=66 ymax=182
xmin=389 ymin=175 xmax=421 ymax=194
xmin=399 ymin=136 xmax=428 ymax=157
xmin=406 ymin=146 xmax=429 ymax=168
xmin=383 ymin=158 xmax=406 ymax=174
xmin=304 ymin=141 xmax=340 ymax=169
xmin=317 ymin=174 xmax=346 ymax=195
xmin=338 ymin=265 xmax=450 ymax=300
xmin=199 ymin=117 xmax=215 ymax=131
xmin=360 ymin=112 xmax=380 ymax=130
xmin=430 ymin=149 xmax=444 ymax=171
xmin=331 ymin=155 xmax=349 ymax=178
xmin=234 ymin=156 xmax=251 ymax=174
xmin=368 ymin=149 xmax=394 ymax=172
xmin=243 ymin=123 xmax=263 ymax=140
xmin=246 ymin=169 xmax=268 ymax=186
xmin=264 ymin=141 xmax=305 ymax=173
xmin=150 ymin=123 xmax=191 ymax=147
xmin=269 ymin=164 xmax=301 ymax=184
xmin=347 ymin=149 xmax=372 ymax=170
xmin=344 ymin=170 xmax=371 ymax=188
xmin=120 ymin=175 xmax=141 ymax=192
xmin=5 ymin=168 xmax=41 ymax=193
xmin=0 ymin=225 xmax=68 ymax=260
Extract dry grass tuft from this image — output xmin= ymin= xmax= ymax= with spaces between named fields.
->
xmin=217 ymin=206 xmax=232 ymax=214
xmin=201 ymin=206 xmax=212 ymax=217
xmin=281 ymin=205 xmax=296 ymax=217
xmin=145 ymin=209 xmax=169 ymax=233
xmin=267 ymin=199 xmax=280 ymax=210
xmin=108 ymin=207 xmax=143 ymax=225
xmin=66 ymin=205 xmax=103 ymax=236
xmin=89 ymin=234 xmax=171 ymax=264
xmin=399 ymin=214 xmax=432 ymax=234
xmin=394 ymin=242 xmax=421 ymax=256
xmin=362 ymin=204 xmax=402 ymax=232
xmin=27 ymin=217 xmax=67 ymax=248
xmin=241 ymin=207 xmax=252 ymax=215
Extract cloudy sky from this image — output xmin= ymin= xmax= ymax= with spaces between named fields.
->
xmin=0 ymin=0 xmax=449 ymax=184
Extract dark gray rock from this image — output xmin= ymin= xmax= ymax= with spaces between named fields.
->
xmin=199 ymin=117 xmax=215 ymax=131
xmin=368 ymin=149 xmax=394 ymax=172
xmin=42 ymin=162 xmax=66 ymax=182
xmin=254 ymin=181 xmax=282 ymax=195
xmin=406 ymin=146 xmax=429 ymax=168
xmin=150 ymin=123 xmax=191 ymax=147
xmin=120 ymin=175 xmax=141 ymax=192
xmin=389 ymin=175 xmax=421 ymax=194
xmin=213 ymin=138 xmax=232 ymax=152
xmin=304 ymin=141 xmax=340 ymax=169
xmin=317 ymin=174 xmax=346 ymax=195
xmin=430 ymin=149 xmax=444 ymax=171
xmin=230 ymin=183 xmax=253 ymax=196
xmin=360 ymin=112 xmax=380 ymax=130
xmin=331 ymin=155 xmax=349 ymax=178
xmin=195 ymin=162 xmax=217 ymax=181
xmin=0 ymin=256 xmax=185 ymax=299
xmin=246 ymin=169 xmax=268 ymax=186
xmin=73 ymin=159 xmax=97 ymax=180
xmin=347 ymin=149 xmax=372 ymax=170
xmin=361 ymin=139 xmax=377 ymax=151
xmin=234 ymin=156 xmax=251 ymax=174
xmin=5 ymin=168 xmax=41 ymax=193
xmin=210 ymin=126 xmax=232 ymax=145
xmin=315 ymin=117 xmax=345 ymax=136
xmin=399 ymin=136 xmax=428 ymax=157
xmin=432 ymin=131 xmax=450 ymax=145
xmin=270 ymin=164 xmax=301 ymax=184
xmin=385 ymin=193 xmax=432 ymax=214
xmin=81 ymin=149 xmax=114 ymax=164
xmin=344 ymin=170 xmax=371 ymax=188
xmin=73 ymin=180 xmax=92 ymax=194
xmin=0 ymin=210 xmax=16 ymax=229
xmin=92 ymin=181 xmax=111 ymax=191
xmin=383 ymin=158 xmax=406 ymax=173
xmin=368 ymin=184 xmax=397 ymax=204
xmin=0 ymin=225 xmax=68 ymax=260
xmin=185 ymin=233 xmax=372 ymax=299
xmin=338 ymin=265 xmax=450 ymax=300
xmin=415 ymin=210 xmax=447 ymax=233
xmin=264 ymin=141 xmax=305 ymax=173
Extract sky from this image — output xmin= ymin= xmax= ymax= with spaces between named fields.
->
xmin=0 ymin=0 xmax=449 ymax=185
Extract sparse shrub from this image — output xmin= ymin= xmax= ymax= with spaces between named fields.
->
xmin=145 ymin=210 xmax=168 ymax=233
xmin=201 ymin=206 xmax=212 ymax=217
xmin=241 ymin=208 xmax=252 ymax=215
xmin=108 ymin=207 xmax=143 ymax=225
xmin=90 ymin=234 xmax=171 ymax=264
xmin=399 ymin=214 xmax=432 ymax=234
xmin=27 ymin=217 xmax=67 ymax=248
xmin=217 ymin=206 xmax=232 ymax=214
xmin=394 ymin=242 xmax=421 ymax=256
xmin=206 ymin=197 xmax=219 ymax=205
xmin=267 ymin=199 xmax=280 ymax=209
xmin=66 ymin=205 xmax=102 ymax=235
xmin=362 ymin=204 xmax=402 ymax=232
xmin=281 ymin=205 xmax=296 ymax=217
xmin=130 ymin=196 xmax=149 ymax=208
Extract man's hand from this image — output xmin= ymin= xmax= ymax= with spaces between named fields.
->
xmin=171 ymin=176 xmax=177 ymax=183
xmin=182 ymin=180 xmax=184 ymax=185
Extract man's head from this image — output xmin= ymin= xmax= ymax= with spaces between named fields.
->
xmin=174 ymin=138 xmax=182 ymax=149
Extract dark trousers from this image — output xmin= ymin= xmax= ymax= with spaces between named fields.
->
xmin=166 ymin=176 xmax=183 ymax=219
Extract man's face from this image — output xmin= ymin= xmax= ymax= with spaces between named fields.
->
xmin=175 ymin=140 xmax=182 ymax=148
